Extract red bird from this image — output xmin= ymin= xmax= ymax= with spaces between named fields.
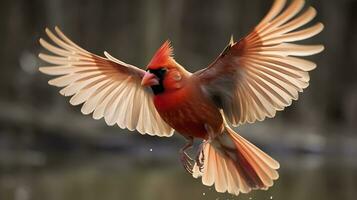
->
xmin=39 ymin=0 xmax=324 ymax=196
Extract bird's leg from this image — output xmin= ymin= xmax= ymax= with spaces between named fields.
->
xmin=204 ymin=124 xmax=217 ymax=142
xmin=179 ymin=136 xmax=194 ymax=174
xmin=195 ymin=142 xmax=205 ymax=172
xmin=194 ymin=124 xmax=224 ymax=173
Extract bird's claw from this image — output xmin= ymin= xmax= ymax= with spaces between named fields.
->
xmin=180 ymin=150 xmax=194 ymax=174
xmin=179 ymin=137 xmax=194 ymax=175
xmin=195 ymin=145 xmax=205 ymax=172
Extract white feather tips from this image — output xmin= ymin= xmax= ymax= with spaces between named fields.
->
xmin=39 ymin=27 xmax=174 ymax=137
xmin=224 ymin=0 xmax=324 ymax=126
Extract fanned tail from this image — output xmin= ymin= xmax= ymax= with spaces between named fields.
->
xmin=193 ymin=125 xmax=280 ymax=196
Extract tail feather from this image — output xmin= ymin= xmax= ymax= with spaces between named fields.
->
xmin=193 ymin=126 xmax=279 ymax=196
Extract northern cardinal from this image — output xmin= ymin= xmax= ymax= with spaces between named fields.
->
xmin=38 ymin=0 xmax=324 ymax=196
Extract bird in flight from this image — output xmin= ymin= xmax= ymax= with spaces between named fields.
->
xmin=38 ymin=0 xmax=323 ymax=196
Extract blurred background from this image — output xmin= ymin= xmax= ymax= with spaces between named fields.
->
xmin=0 ymin=0 xmax=356 ymax=199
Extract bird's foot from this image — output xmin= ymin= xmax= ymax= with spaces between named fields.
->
xmin=195 ymin=143 xmax=205 ymax=172
xmin=180 ymin=150 xmax=194 ymax=174
xmin=179 ymin=137 xmax=194 ymax=174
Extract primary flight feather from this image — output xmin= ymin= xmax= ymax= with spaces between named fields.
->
xmin=39 ymin=0 xmax=324 ymax=196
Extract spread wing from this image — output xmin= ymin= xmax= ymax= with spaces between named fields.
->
xmin=195 ymin=0 xmax=324 ymax=126
xmin=39 ymin=27 xmax=174 ymax=137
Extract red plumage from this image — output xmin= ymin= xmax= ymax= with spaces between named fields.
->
xmin=148 ymin=40 xmax=173 ymax=69
xmin=38 ymin=0 xmax=324 ymax=196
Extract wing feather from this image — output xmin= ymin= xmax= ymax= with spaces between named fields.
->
xmin=39 ymin=27 xmax=174 ymax=137
xmin=196 ymin=0 xmax=324 ymax=126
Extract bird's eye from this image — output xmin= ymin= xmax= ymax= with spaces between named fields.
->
xmin=148 ymin=67 xmax=167 ymax=74
xmin=159 ymin=68 xmax=167 ymax=74
xmin=147 ymin=68 xmax=167 ymax=80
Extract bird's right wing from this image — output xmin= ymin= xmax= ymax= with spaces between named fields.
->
xmin=39 ymin=27 xmax=174 ymax=137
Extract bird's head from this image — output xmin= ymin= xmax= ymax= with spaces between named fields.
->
xmin=142 ymin=40 xmax=187 ymax=95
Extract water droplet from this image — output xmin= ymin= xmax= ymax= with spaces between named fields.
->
xmin=149 ymin=148 xmax=153 ymax=152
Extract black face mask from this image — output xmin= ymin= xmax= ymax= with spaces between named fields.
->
xmin=147 ymin=68 xmax=167 ymax=95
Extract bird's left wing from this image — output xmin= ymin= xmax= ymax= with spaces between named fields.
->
xmin=39 ymin=27 xmax=174 ymax=137
xmin=195 ymin=0 xmax=324 ymax=126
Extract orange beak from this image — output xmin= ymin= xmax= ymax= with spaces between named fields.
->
xmin=141 ymin=72 xmax=159 ymax=86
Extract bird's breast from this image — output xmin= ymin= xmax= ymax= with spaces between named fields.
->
xmin=153 ymin=86 xmax=223 ymax=139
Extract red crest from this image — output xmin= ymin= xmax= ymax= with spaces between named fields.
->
xmin=147 ymin=40 xmax=173 ymax=69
